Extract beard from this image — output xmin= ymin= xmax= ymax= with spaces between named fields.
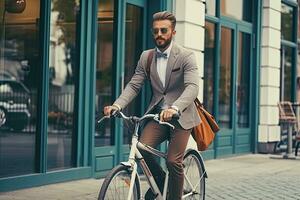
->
xmin=154 ymin=35 xmax=172 ymax=50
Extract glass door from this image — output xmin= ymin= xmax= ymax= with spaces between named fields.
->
xmin=0 ymin=0 xmax=40 ymax=178
xmin=94 ymin=0 xmax=117 ymax=176
xmin=94 ymin=0 xmax=146 ymax=176
xmin=217 ymin=24 xmax=234 ymax=156
xmin=121 ymin=1 xmax=146 ymax=160
xmin=216 ymin=21 xmax=253 ymax=157
xmin=47 ymin=0 xmax=80 ymax=171
xmin=235 ymin=28 xmax=252 ymax=154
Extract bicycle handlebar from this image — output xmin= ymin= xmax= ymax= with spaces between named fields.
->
xmin=97 ymin=111 xmax=177 ymax=129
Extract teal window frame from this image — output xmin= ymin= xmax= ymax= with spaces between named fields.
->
xmin=92 ymin=0 xmax=173 ymax=177
xmin=206 ymin=1 xmax=255 ymax=123
xmin=0 ymin=0 xmax=95 ymax=191
xmin=0 ymin=0 xmax=174 ymax=192
xmin=280 ymin=0 xmax=298 ymax=102
xmin=204 ymin=0 xmax=262 ymax=158
xmin=113 ymin=0 xmax=175 ymax=168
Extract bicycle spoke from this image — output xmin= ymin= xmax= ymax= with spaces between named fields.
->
xmin=99 ymin=166 xmax=139 ymax=200
xmin=183 ymin=151 xmax=205 ymax=200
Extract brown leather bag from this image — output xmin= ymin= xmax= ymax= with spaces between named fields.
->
xmin=191 ymin=98 xmax=220 ymax=151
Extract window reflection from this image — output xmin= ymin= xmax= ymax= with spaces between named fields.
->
xmin=219 ymin=27 xmax=232 ymax=128
xmin=237 ymin=33 xmax=250 ymax=128
xmin=281 ymin=46 xmax=293 ymax=101
xmin=47 ymin=0 xmax=80 ymax=171
xmin=95 ymin=0 xmax=115 ymax=147
xmin=297 ymin=43 xmax=300 ymax=102
xmin=298 ymin=2 xmax=300 ymax=40
xmin=204 ymin=22 xmax=215 ymax=113
xmin=123 ymin=4 xmax=143 ymax=144
xmin=281 ymin=3 xmax=294 ymax=42
xmin=221 ymin=0 xmax=252 ymax=22
xmin=0 ymin=0 xmax=40 ymax=178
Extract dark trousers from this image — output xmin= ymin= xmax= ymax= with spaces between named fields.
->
xmin=139 ymin=120 xmax=191 ymax=200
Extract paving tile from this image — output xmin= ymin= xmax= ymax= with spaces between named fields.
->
xmin=1 ymin=154 xmax=300 ymax=199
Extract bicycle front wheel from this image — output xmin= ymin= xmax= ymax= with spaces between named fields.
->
xmin=183 ymin=149 xmax=206 ymax=200
xmin=98 ymin=164 xmax=141 ymax=200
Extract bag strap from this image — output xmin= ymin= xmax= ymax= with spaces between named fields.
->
xmin=146 ymin=50 xmax=155 ymax=79
xmin=194 ymin=97 xmax=203 ymax=107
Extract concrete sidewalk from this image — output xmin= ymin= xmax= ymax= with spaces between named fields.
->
xmin=0 ymin=154 xmax=300 ymax=200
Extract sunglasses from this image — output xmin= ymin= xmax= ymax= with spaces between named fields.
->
xmin=151 ymin=28 xmax=169 ymax=35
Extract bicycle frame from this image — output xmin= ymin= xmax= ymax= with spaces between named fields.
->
xmin=98 ymin=111 xmax=204 ymax=200
xmin=122 ymin=121 xmax=199 ymax=200
xmin=121 ymin=121 xmax=168 ymax=200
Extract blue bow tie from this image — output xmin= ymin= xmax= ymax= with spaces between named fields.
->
xmin=156 ymin=51 xmax=168 ymax=59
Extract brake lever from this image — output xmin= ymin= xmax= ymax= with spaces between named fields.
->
xmin=97 ymin=115 xmax=110 ymax=124
xmin=111 ymin=109 xmax=120 ymax=117
xmin=153 ymin=115 xmax=175 ymax=129
xmin=159 ymin=121 xmax=175 ymax=129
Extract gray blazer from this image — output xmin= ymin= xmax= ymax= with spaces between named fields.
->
xmin=114 ymin=43 xmax=200 ymax=129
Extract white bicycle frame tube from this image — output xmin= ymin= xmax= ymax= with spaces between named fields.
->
xmin=136 ymin=148 xmax=164 ymax=200
xmin=99 ymin=112 xmax=205 ymax=199
xmin=162 ymin=171 xmax=169 ymax=199
xmin=126 ymin=136 xmax=167 ymax=200
xmin=127 ymin=135 xmax=139 ymax=200
xmin=125 ymin=135 xmax=205 ymax=200
xmin=127 ymin=163 xmax=138 ymax=200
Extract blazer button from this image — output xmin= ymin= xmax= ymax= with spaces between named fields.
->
xmin=163 ymin=92 xmax=166 ymax=95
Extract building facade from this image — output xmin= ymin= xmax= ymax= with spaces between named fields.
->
xmin=0 ymin=0 xmax=299 ymax=191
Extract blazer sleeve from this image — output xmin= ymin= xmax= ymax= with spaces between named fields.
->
xmin=172 ymin=52 xmax=199 ymax=112
xmin=113 ymin=51 xmax=147 ymax=109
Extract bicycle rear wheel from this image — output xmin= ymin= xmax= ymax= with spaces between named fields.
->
xmin=182 ymin=149 xmax=206 ymax=200
xmin=98 ymin=164 xmax=141 ymax=200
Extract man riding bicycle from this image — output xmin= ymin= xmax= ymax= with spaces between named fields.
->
xmin=104 ymin=11 xmax=200 ymax=200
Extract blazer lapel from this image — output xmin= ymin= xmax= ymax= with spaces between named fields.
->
xmin=164 ymin=43 xmax=180 ymax=91
xmin=151 ymin=53 xmax=164 ymax=91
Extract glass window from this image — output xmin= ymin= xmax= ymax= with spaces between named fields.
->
xmin=203 ymin=22 xmax=215 ymax=113
xmin=297 ymin=1 xmax=300 ymax=99
xmin=221 ymin=0 xmax=252 ymax=22
xmin=123 ymin=4 xmax=143 ymax=144
xmin=0 ymin=0 xmax=40 ymax=178
xmin=298 ymin=2 xmax=300 ymax=39
xmin=281 ymin=3 xmax=294 ymax=41
xmin=47 ymin=0 xmax=80 ymax=171
xmin=206 ymin=0 xmax=216 ymax=16
xmin=281 ymin=45 xmax=293 ymax=101
xmin=95 ymin=0 xmax=115 ymax=147
xmin=237 ymin=32 xmax=251 ymax=128
xmin=219 ymin=27 xmax=233 ymax=128
xmin=297 ymin=43 xmax=300 ymax=102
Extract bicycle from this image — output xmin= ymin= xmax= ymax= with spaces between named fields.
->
xmin=97 ymin=111 xmax=207 ymax=200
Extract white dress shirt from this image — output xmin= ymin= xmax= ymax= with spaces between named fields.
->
xmin=156 ymin=42 xmax=173 ymax=88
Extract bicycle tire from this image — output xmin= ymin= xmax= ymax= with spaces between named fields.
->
xmin=183 ymin=149 xmax=206 ymax=200
xmin=98 ymin=164 xmax=141 ymax=200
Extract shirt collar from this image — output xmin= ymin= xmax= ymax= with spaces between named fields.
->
xmin=156 ymin=41 xmax=173 ymax=58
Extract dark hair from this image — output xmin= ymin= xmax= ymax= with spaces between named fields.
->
xmin=152 ymin=11 xmax=176 ymax=29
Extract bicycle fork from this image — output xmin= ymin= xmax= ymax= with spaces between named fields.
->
xmin=127 ymin=163 xmax=138 ymax=200
xmin=126 ymin=135 xmax=139 ymax=200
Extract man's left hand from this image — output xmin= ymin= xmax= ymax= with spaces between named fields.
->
xmin=160 ymin=108 xmax=178 ymax=122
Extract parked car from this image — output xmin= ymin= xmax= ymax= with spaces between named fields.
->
xmin=0 ymin=79 xmax=31 ymax=131
xmin=0 ymin=71 xmax=17 ymax=80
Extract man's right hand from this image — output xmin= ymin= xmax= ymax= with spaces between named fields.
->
xmin=103 ymin=105 xmax=120 ymax=116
